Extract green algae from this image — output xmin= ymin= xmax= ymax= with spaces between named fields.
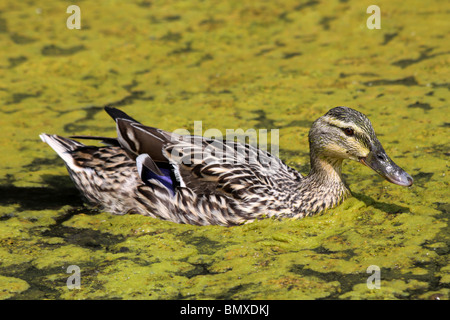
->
xmin=0 ymin=0 xmax=449 ymax=300
xmin=0 ymin=275 xmax=30 ymax=299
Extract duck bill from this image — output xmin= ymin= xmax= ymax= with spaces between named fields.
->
xmin=359 ymin=144 xmax=413 ymax=187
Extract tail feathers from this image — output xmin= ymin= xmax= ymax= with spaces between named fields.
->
xmin=40 ymin=134 xmax=84 ymax=171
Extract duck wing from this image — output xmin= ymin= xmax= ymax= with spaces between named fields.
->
xmin=105 ymin=106 xmax=178 ymax=163
xmin=105 ymin=107 xmax=302 ymax=200
xmin=163 ymin=137 xmax=302 ymax=199
xmin=133 ymin=137 xmax=304 ymax=225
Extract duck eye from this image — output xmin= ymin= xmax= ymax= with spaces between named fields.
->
xmin=343 ymin=128 xmax=354 ymax=136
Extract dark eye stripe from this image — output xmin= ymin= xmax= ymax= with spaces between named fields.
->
xmin=325 ymin=122 xmax=371 ymax=147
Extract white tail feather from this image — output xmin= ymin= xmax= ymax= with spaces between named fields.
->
xmin=39 ymin=134 xmax=82 ymax=171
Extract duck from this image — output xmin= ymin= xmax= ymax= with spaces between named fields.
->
xmin=40 ymin=106 xmax=413 ymax=226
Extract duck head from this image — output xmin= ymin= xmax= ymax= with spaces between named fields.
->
xmin=309 ymin=106 xmax=413 ymax=187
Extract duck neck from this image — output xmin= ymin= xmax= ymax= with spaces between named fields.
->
xmin=294 ymin=151 xmax=350 ymax=216
xmin=308 ymin=152 xmax=345 ymax=186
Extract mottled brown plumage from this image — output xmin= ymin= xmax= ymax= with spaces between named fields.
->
xmin=40 ymin=106 xmax=413 ymax=226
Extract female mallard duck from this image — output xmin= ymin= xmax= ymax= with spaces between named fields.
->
xmin=40 ymin=106 xmax=413 ymax=226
